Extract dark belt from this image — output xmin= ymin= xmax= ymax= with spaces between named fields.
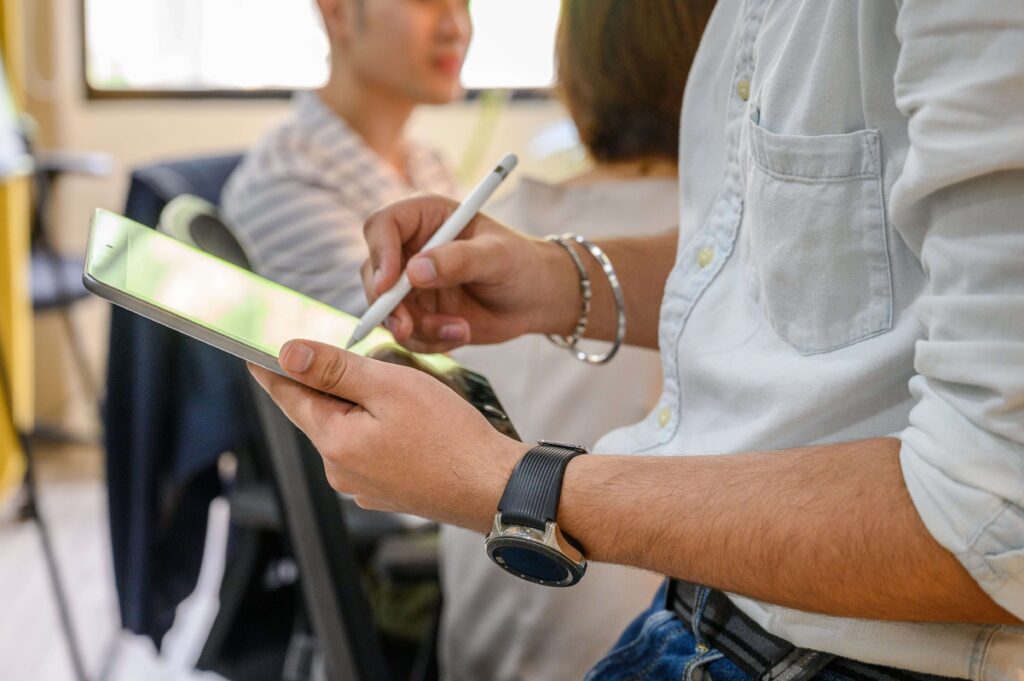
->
xmin=666 ymin=580 xmax=958 ymax=681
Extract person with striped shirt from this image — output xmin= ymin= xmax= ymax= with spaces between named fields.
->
xmin=220 ymin=0 xmax=469 ymax=666
xmin=222 ymin=0 xmax=469 ymax=316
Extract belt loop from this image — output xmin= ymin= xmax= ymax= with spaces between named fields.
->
xmin=690 ymin=585 xmax=713 ymax=650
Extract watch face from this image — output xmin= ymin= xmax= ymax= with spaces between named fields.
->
xmin=487 ymin=537 xmax=584 ymax=587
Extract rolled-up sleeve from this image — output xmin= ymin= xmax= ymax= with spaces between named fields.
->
xmin=891 ymin=1 xmax=1024 ymax=618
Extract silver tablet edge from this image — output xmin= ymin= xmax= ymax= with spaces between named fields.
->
xmin=83 ymin=271 xmax=287 ymax=377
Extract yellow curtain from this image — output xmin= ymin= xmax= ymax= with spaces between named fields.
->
xmin=0 ymin=0 xmax=31 ymax=503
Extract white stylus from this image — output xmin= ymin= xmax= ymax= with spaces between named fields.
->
xmin=345 ymin=152 xmax=519 ymax=349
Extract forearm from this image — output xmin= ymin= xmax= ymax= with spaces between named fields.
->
xmin=557 ymin=438 xmax=1019 ymax=625
xmin=540 ymin=230 xmax=677 ymax=349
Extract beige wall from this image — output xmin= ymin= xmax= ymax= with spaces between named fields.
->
xmin=24 ymin=0 xmax=572 ymax=432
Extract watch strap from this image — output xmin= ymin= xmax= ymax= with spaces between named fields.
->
xmin=498 ymin=442 xmax=587 ymax=531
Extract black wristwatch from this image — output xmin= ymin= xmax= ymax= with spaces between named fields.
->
xmin=485 ymin=440 xmax=588 ymax=587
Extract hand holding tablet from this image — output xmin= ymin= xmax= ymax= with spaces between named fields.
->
xmin=83 ymin=208 xmax=518 ymax=439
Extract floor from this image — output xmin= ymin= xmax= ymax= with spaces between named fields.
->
xmin=0 ymin=441 xmax=121 ymax=681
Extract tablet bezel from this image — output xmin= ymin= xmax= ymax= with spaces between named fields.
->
xmin=83 ymin=270 xmax=288 ymax=377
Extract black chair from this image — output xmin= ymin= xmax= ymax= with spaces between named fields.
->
xmin=105 ymin=154 xmax=254 ymax=650
xmin=106 ymin=157 xmax=439 ymax=681
xmin=157 ymin=192 xmax=397 ymax=680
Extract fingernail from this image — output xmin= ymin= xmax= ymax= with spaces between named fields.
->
xmin=372 ymin=268 xmax=384 ymax=293
xmin=439 ymin=323 xmax=466 ymax=341
xmin=407 ymin=257 xmax=437 ymax=284
xmin=281 ymin=341 xmax=314 ymax=373
xmin=385 ymin=315 xmax=399 ymax=335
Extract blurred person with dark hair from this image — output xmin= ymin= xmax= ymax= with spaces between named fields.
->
xmin=440 ymin=2 xmax=714 ymax=679
xmin=222 ymin=0 xmax=470 ymax=314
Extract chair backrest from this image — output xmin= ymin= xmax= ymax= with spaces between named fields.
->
xmin=106 ymin=154 xmax=252 ymax=642
xmin=155 ymin=190 xmax=390 ymax=681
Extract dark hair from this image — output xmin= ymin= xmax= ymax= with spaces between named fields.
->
xmin=556 ymin=0 xmax=715 ymax=164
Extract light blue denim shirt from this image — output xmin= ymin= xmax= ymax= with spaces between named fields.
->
xmin=594 ymin=1 xmax=1024 ymax=677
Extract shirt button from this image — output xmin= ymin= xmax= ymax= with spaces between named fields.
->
xmin=657 ymin=406 xmax=671 ymax=428
xmin=697 ymin=247 xmax=714 ymax=268
xmin=736 ymin=79 xmax=750 ymax=101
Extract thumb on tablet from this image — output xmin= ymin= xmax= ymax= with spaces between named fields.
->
xmin=278 ymin=339 xmax=391 ymax=405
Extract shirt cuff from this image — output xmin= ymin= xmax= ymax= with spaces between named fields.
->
xmin=899 ymin=376 xmax=1024 ymax=620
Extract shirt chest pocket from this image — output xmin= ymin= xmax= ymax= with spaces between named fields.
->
xmin=742 ymin=109 xmax=894 ymax=354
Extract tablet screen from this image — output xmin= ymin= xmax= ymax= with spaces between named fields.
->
xmin=85 ymin=208 xmax=448 ymax=370
xmin=85 ymin=209 xmax=518 ymax=439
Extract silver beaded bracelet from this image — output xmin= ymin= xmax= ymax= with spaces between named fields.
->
xmin=545 ymin=233 xmax=626 ymax=365
xmin=545 ymin=234 xmax=592 ymax=349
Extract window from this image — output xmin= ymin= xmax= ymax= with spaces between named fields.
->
xmin=460 ymin=0 xmax=559 ymax=91
xmin=82 ymin=0 xmax=560 ymax=97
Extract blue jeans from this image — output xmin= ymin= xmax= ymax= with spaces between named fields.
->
xmin=584 ymin=581 xmax=750 ymax=681
xmin=585 ymin=582 xmax=899 ymax=681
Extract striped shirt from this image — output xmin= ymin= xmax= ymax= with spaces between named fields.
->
xmin=221 ymin=91 xmax=455 ymax=315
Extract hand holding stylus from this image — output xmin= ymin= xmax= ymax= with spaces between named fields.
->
xmin=359 ymin=192 xmax=588 ymax=355
xmin=346 ymin=153 xmax=518 ymax=349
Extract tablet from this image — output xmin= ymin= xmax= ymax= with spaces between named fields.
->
xmin=84 ymin=208 xmax=519 ymax=439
